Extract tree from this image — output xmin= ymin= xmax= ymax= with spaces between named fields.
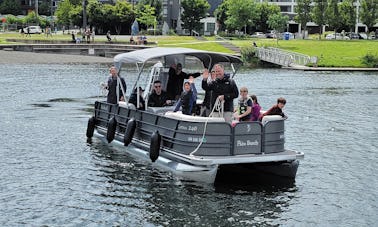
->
xmin=137 ymin=0 xmax=162 ymax=24
xmin=69 ymin=4 xmax=83 ymax=27
xmin=87 ymin=0 xmax=104 ymax=30
xmin=360 ymin=0 xmax=378 ymax=34
xmin=0 ymin=0 xmax=21 ymax=15
xmin=267 ymin=13 xmax=289 ymax=45
xmin=338 ymin=0 xmax=356 ymax=33
xmin=214 ymin=0 xmax=228 ymax=32
xmin=325 ymin=0 xmax=341 ymax=34
xmin=24 ymin=11 xmax=42 ymax=25
xmin=312 ymin=0 xmax=327 ymax=39
xmin=113 ymin=0 xmax=134 ymax=34
xmin=256 ymin=2 xmax=280 ymax=33
xmin=225 ymin=0 xmax=258 ymax=34
xmin=136 ymin=4 xmax=156 ymax=30
xmin=295 ymin=0 xmax=312 ymax=38
xmin=181 ymin=0 xmax=210 ymax=34
xmin=69 ymin=0 xmax=82 ymax=6
xmin=55 ymin=0 xmax=74 ymax=26
xmin=39 ymin=0 xmax=52 ymax=16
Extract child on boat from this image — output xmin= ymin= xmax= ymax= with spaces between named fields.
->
xmin=259 ymin=97 xmax=287 ymax=121
xmin=173 ymin=76 xmax=197 ymax=115
xmin=250 ymin=94 xmax=261 ymax=121
xmin=232 ymin=87 xmax=253 ymax=126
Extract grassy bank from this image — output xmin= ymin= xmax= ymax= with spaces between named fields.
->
xmin=1 ymin=32 xmax=377 ymax=67
xmin=231 ymin=38 xmax=378 ymax=67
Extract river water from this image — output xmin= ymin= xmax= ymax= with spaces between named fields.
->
xmin=0 ymin=63 xmax=377 ymax=226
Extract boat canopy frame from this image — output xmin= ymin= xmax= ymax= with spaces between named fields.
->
xmin=113 ymin=47 xmax=243 ymax=81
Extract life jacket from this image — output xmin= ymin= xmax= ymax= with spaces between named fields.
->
xmin=238 ymin=97 xmax=251 ymax=115
xmin=238 ymin=97 xmax=252 ymax=121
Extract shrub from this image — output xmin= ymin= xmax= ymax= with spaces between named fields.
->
xmin=361 ymin=53 xmax=378 ymax=68
xmin=241 ymin=47 xmax=259 ymax=67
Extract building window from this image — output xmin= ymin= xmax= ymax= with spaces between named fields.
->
xmin=280 ymin=6 xmax=291 ymax=12
xmin=207 ymin=23 xmax=215 ymax=32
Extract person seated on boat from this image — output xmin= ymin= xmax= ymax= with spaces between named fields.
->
xmin=173 ymin=76 xmax=197 ymax=115
xmin=201 ymin=69 xmax=216 ymax=117
xmin=233 ymin=87 xmax=252 ymax=124
xmin=202 ymin=64 xmax=239 ymax=123
xmin=129 ymin=86 xmax=145 ymax=110
xmin=259 ymin=97 xmax=287 ymax=121
xmin=106 ymin=66 xmax=127 ymax=104
xmin=167 ymin=63 xmax=201 ymax=100
xmin=250 ymin=94 xmax=261 ymax=121
xmin=148 ymin=80 xmax=172 ymax=107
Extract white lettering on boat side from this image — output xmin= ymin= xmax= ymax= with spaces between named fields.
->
xmin=236 ymin=140 xmax=259 ymax=147
xmin=188 ymin=137 xmax=206 ymax=142
xmin=178 ymin=125 xmax=198 ymax=132
xmin=178 ymin=125 xmax=187 ymax=130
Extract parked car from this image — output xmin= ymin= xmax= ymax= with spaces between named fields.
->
xmin=358 ymin=33 xmax=368 ymax=39
xmin=251 ymin=32 xmax=265 ymax=38
xmin=23 ymin=26 xmax=42 ymax=34
xmin=265 ymin=31 xmax=277 ymax=38
xmin=346 ymin=32 xmax=360 ymax=39
xmin=325 ymin=33 xmax=350 ymax=40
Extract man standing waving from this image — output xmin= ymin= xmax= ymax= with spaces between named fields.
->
xmin=202 ymin=64 xmax=239 ymax=122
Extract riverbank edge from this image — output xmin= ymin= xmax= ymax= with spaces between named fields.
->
xmin=1 ymin=44 xmax=377 ymax=71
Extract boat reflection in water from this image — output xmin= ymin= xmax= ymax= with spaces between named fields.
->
xmin=86 ymin=47 xmax=304 ymax=184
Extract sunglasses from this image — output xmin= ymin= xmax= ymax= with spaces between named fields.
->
xmin=240 ymin=90 xmax=248 ymax=92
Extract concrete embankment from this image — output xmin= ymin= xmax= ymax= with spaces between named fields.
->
xmin=0 ymin=50 xmax=114 ymax=64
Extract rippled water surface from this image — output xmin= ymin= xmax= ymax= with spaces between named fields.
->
xmin=0 ymin=64 xmax=377 ymax=226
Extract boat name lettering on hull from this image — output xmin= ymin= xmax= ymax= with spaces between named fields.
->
xmin=178 ymin=125 xmax=198 ymax=132
xmin=236 ymin=140 xmax=259 ymax=147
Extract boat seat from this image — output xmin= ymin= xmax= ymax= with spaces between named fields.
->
xmin=119 ymin=101 xmax=136 ymax=110
xmin=165 ymin=111 xmax=225 ymax=122
xmin=261 ymin=115 xmax=284 ymax=125
xmin=147 ymin=106 xmax=176 ymax=115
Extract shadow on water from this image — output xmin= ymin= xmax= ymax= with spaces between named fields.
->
xmin=214 ymin=166 xmax=296 ymax=193
xmin=48 ymin=98 xmax=77 ymax=102
xmin=30 ymin=98 xmax=79 ymax=108
xmin=30 ymin=103 xmax=52 ymax=108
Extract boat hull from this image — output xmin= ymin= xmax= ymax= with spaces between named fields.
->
xmin=89 ymin=101 xmax=304 ymax=184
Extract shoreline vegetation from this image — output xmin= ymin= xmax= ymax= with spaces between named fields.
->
xmin=0 ymin=32 xmax=377 ymax=68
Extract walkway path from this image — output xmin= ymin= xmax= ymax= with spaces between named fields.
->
xmin=194 ymin=36 xmax=241 ymax=54
xmin=0 ymin=50 xmax=113 ymax=64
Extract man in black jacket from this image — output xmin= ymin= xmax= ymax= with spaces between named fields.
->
xmin=202 ymin=64 xmax=239 ymax=122
xmin=148 ymin=80 xmax=171 ymax=107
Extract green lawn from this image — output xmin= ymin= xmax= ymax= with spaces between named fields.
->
xmin=231 ymin=38 xmax=378 ymax=67
xmin=1 ymin=32 xmax=377 ymax=67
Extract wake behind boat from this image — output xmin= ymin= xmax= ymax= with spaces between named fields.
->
xmin=86 ymin=47 xmax=304 ymax=184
